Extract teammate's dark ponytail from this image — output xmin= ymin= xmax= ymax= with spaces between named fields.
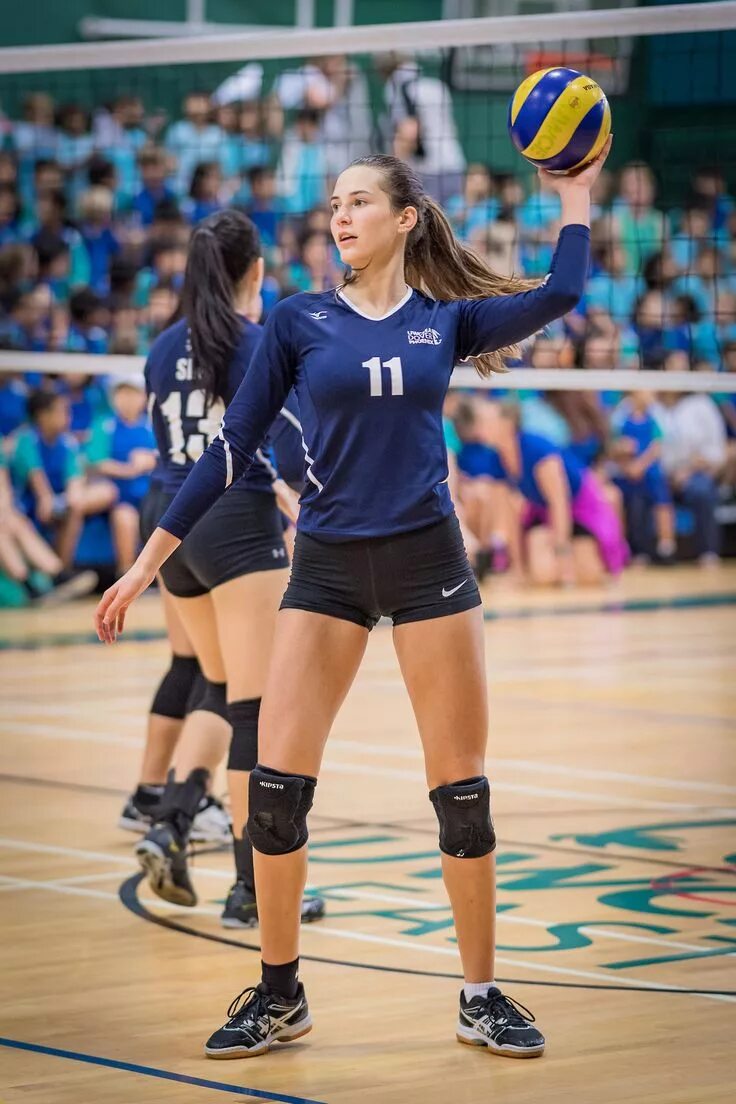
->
xmin=344 ymin=155 xmax=539 ymax=376
xmin=180 ymin=209 xmax=261 ymax=400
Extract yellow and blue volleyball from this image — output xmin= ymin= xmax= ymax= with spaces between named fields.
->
xmin=508 ymin=67 xmax=611 ymax=174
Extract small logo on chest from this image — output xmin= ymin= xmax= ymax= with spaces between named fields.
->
xmin=309 ymin=311 xmax=328 ymax=320
xmin=407 ymin=327 xmax=442 ymax=345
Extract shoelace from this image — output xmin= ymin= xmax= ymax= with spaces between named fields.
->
xmin=226 ymin=986 xmax=272 ymax=1035
xmin=478 ymin=991 xmax=536 ymax=1026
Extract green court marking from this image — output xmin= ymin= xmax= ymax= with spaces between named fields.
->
xmin=2 ymin=591 xmax=735 ymax=651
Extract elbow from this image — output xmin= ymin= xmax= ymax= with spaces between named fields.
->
xmin=547 ymin=283 xmax=584 ymax=317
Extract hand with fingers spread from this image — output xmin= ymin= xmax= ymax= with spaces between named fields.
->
xmin=94 ymin=527 xmax=181 ymax=643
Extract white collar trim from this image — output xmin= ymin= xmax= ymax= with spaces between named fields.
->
xmin=337 ymin=285 xmax=413 ymax=321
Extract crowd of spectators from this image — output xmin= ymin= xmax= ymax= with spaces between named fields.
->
xmin=0 ymin=56 xmax=734 ymax=600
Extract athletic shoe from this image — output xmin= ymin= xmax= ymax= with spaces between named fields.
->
xmin=220 ymin=880 xmax=326 ymax=929
xmin=118 ymin=792 xmax=156 ymax=833
xmin=204 ymin=983 xmax=312 ymax=1059
xmin=29 ymin=569 xmax=98 ymax=606
xmin=190 ymin=794 xmax=232 ymax=844
xmin=456 ymin=986 xmax=545 ymax=1058
xmin=135 ymin=821 xmax=197 ymax=907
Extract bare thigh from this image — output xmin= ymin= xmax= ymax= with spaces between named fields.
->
xmin=159 ymin=580 xmax=195 ymax=657
xmin=171 ymin=591 xmax=225 ymax=682
xmin=211 ymin=568 xmax=289 ymax=701
xmin=525 ymin=525 xmax=558 ymax=586
xmin=572 ymin=535 xmax=605 ymax=585
xmin=258 ymin=609 xmax=369 ymax=777
xmin=393 ymin=606 xmax=488 ymax=788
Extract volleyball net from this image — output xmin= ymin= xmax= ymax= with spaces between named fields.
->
xmin=0 ymin=2 xmax=735 ymax=595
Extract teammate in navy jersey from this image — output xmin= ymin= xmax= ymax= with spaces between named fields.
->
xmin=129 ymin=209 xmax=325 ymax=927
xmin=97 ymin=139 xmax=611 ymax=1062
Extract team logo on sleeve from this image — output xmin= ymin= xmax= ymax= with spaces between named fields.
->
xmin=407 ymin=327 xmax=442 ymax=345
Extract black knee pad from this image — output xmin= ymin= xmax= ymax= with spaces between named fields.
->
xmin=429 ymin=776 xmax=496 ymax=858
xmin=190 ymin=678 xmax=228 ymax=722
xmin=247 ymin=764 xmax=316 ymax=856
xmin=150 ymin=655 xmax=201 ymax=720
xmin=227 ymin=698 xmax=261 ymax=772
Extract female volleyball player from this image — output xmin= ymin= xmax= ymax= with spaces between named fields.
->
xmin=132 ymin=208 xmax=324 ymax=925
xmin=97 ymin=139 xmax=610 ymax=1061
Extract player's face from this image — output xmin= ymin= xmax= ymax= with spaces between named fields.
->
xmin=330 ymin=167 xmax=412 ymax=270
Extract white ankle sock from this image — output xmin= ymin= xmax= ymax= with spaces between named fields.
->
xmin=464 ymin=980 xmax=495 ymax=1001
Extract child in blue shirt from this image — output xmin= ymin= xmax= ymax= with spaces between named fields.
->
xmin=86 ymin=378 xmax=157 ymax=572
xmin=610 ymin=391 xmax=676 ymax=562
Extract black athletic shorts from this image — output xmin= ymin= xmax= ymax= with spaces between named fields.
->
xmin=140 ymin=482 xmax=289 ymax=599
xmin=280 ymin=512 xmax=481 ymax=630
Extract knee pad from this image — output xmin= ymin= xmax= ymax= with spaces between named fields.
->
xmin=150 ymin=655 xmax=201 ymax=720
xmin=247 ymin=764 xmax=316 ymax=856
xmin=190 ymin=678 xmax=228 ymax=722
xmin=429 ymin=776 xmax=496 ymax=858
xmin=227 ymin=698 xmax=261 ymax=772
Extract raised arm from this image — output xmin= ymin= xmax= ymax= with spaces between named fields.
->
xmin=456 ymin=137 xmax=610 ymax=359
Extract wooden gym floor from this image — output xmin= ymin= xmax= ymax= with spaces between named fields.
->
xmin=1 ymin=564 xmax=735 ymax=1104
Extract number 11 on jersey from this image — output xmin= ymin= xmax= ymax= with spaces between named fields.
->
xmin=362 ymin=356 xmax=404 ymax=398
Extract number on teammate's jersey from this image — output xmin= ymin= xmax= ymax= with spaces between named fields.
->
xmin=159 ymin=389 xmax=225 ymax=465
xmin=362 ymin=356 xmax=404 ymax=398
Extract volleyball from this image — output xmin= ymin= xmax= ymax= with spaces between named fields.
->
xmin=508 ymin=67 xmax=611 ymax=174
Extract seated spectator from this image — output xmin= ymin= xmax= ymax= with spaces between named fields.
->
xmin=632 ymin=289 xmax=671 ymax=368
xmin=670 ymin=203 xmax=720 ymax=273
xmin=132 ymin=147 xmax=176 ymax=228
xmin=287 ymin=230 xmax=341 ymax=293
xmin=586 ymin=235 xmax=644 ymax=324
xmin=670 ymin=293 xmax=719 ymax=367
xmin=0 ymin=183 xmax=22 ymax=247
xmin=0 ymin=153 xmax=18 ymax=189
xmin=454 ymin=397 xmax=628 ymax=586
xmin=688 ymin=165 xmax=734 ymax=234
xmin=518 ymin=175 xmax=560 ymax=276
xmin=519 ymin=336 xmax=574 ymax=446
xmin=446 ymin=164 xmax=499 ymax=240
xmin=609 ymin=391 xmax=676 ymax=563
xmin=656 ymin=361 xmax=728 ymax=564
xmin=277 ymin=108 xmax=328 ymax=216
xmin=85 ymin=378 xmax=156 ymax=573
xmin=93 ymin=94 xmax=148 ymax=202
xmin=34 ymin=231 xmax=72 ymax=306
xmin=77 ymin=187 xmax=121 ymax=294
xmin=673 ymin=243 xmax=733 ymax=318
xmin=137 ymin=281 xmax=179 ymax=351
xmin=610 ymin=161 xmax=668 ymax=272
xmin=28 ymin=189 xmax=91 ymax=288
xmin=0 ymin=285 xmax=53 ymax=351
xmin=28 ymin=159 xmax=65 ymax=210
xmin=11 ymin=94 xmax=58 ymax=206
xmin=65 ymin=288 xmax=109 ymax=354
xmin=56 ymin=371 xmax=111 ymax=443
xmin=182 ymin=161 xmax=224 ymax=224
xmin=241 ymin=166 xmax=284 ymax=248
xmin=8 ymin=390 xmax=117 ymax=568
xmin=134 ymin=238 xmax=187 ymax=307
xmin=0 ymin=364 xmax=29 ymax=436
xmin=55 ymin=104 xmax=94 ymax=203
xmin=0 ymin=448 xmax=97 ymax=605
xmin=165 ymin=91 xmax=223 ymax=196
xmin=0 ymin=243 xmax=37 ymax=314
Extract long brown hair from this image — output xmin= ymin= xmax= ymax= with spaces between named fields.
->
xmin=342 ymin=155 xmax=539 ymax=376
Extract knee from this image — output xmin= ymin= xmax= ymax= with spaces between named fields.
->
xmin=150 ymin=654 xmax=201 ymax=720
xmin=429 ymin=776 xmax=496 ymax=858
xmin=247 ymin=764 xmax=317 ymax=856
xmin=189 ymin=677 xmax=228 ymax=722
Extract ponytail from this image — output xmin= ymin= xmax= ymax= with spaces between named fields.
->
xmin=345 ymin=155 xmax=539 ymax=377
xmin=179 ymin=209 xmax=261 ymax=402
xmin=406 ymin=198 xmax=538 ymax=376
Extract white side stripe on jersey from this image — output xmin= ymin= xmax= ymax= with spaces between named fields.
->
xmin=217 ymin=424 xmax=234 ymax=488
xmin=278 ymin=405 xmax=323 ymax=493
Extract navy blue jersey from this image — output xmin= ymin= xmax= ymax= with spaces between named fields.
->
xmin=145 ymin=317 xmax=303 ymax=495
xmin=159 ymin=224 xmax=590 ymax=541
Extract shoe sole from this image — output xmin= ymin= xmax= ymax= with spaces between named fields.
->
xmin=34 ymin=570 xmax=98 ymax=606
xmin=135 ymin=839 xmax=197 ymax=908
xmin=205 ymin=1018 xmax=313 ymax=1059
xmin=456 ymin=1024 xmax=545 ymax=1059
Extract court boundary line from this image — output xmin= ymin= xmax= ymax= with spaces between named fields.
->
xmin=1 ymin=589 xmax=734 ymax=651
xmin=0 ymin=1036 xmax=326 ymax=1103
xmin=118 ymin=874 xmax=736 ymax=1006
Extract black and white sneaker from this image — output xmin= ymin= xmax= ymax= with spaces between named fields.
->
xmin=220 ymin=880 xmax=326 ymax=929
xmin=190 ymin=794 xmax=232 ymax=844
xmin=135 ymin=822 xmax=196 ymax=907
xmin=118 ymin=788 xmax=162 ymax=833
xmin=204 ymin=983 xmax=312 ymax=1059
xmin=457 ymin=987 xmax=545 ymax=1058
